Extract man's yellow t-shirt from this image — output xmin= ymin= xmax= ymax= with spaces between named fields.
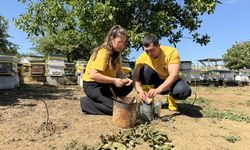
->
xmin=82 ymin=48 xmax=121 ymax=82
xmin=135 ymin=46 xmax=180 ymax=80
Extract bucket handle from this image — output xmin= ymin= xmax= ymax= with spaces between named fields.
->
xmin=109 ymin=85 xmax=137 ymax=104
xmin=109 ymin=85 xmax=119 ymax=100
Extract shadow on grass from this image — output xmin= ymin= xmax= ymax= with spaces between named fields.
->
xmin=162 ymin=103 xmax=203 ymax=118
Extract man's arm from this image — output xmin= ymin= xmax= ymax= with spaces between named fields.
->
xmin=157 ymin=63 xmax=179 ymax=91
xmin=134 ymin=64 xmax=147 ymax=100
xmin=147 ymin=63 xmax=179 ymax=98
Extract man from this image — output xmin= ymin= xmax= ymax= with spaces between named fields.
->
xmin=134 ymin=33 xmax=191 ymax=111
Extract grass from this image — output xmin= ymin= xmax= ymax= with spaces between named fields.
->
xmin=203 ymin=108 xmax=250 ymax=123
xmin=223 ymin=135 xmax=241 ymax=143
xmin=65 ymin=140 xmax=93 ymax=150
xmin=184 ymin=96 xmax=209 ymax=108
xmin=210 ymin=134 xmax=241 ymax=143
xmin=236 ymin=93 xmax=243 ymax=96
xmin=246 ymin=100 xmax=250 ymax=107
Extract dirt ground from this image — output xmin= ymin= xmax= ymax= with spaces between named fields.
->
xmin=0 ymin=81 xmax=250 ymax=150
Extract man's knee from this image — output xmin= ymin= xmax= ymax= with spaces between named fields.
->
xmin=171 ymin=80 xmax=191 ymax=100
xmin=139 ymin=64 xmax=160 ymax=85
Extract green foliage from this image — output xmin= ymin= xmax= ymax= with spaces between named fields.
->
xmin=0 ymin=15 xmax=19 ymax=55
xmin=14 ymin=0 xmax=220 ymax=60
xmin=64 ymin=124 xmax=174 ymax=150
xmin=203 ymin=108 xmax=250 ymax=123
xmin=31 ymin=31 xmax=91 ymax=62
xmin=65 ymin=140 xmax=94 ymax=150
xmin=223 ymin=135 xmax=241 ymax=143
xmin=223 ymin=41 xmax=250 ymax=70
xmin=246 ymin=100 xmax=250 ymax=107
xmin=184 ymin=96 xmax=209 ymax=108
xmin=99 ymin=124 xmax=174 ymax=149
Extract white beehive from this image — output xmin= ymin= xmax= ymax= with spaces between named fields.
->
xmin=47 ymin=55 xmax=65 ymax=77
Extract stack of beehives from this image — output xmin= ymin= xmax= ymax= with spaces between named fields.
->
xmin=0 ymin=55 xmax=20 ymax=90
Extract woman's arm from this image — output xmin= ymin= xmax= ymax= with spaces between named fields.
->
xmin=117 ymin=69 xmax=133 ymax=86
xmin=90 ymin=69 xmax=124 ymax=87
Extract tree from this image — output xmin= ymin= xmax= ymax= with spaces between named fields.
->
xmin=223 ymin=41 xmax=250 ymax=70
xmin=0 ymin=15 xmax=19 ymax=55
xmin=30 ymin=30 xmax=91 ymax=62
xmin=15 ymin=0 xmax=220 ymax=60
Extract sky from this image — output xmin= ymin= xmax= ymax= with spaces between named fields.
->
xmin=1 ymin=0 xmax=250 ymax=64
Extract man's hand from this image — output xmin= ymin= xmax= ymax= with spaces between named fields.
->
xmin=122 ymin=78 xmax=133 ymax=86
xmin=138 ymin=91 xmax=147 ymax=102
xmin=147 ymin=88 xmax=162 ymax=98
xmin=113 ymin=78 xmax=125 ymax=87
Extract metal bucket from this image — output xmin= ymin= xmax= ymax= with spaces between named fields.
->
xmin=112 ymin=97 xmax=139 ymax=128
xmin=140 ymin=100 xmax=162 ymax=122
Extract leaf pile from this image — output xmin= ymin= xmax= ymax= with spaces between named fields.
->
xmin=65 ymin=124 xmax=174 ymax=150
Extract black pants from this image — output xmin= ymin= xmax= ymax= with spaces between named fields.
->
xmin=139 ymin=64 xmax=191 ymax=100
xmin=80 ymin=81 xmax=133 ymax=115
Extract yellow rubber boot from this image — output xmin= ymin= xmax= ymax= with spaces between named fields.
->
xmin=168 ymin=95 xmax=178 ymax=111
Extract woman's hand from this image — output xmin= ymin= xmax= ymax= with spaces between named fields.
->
xmin=122 ymin=78 xmax=133 ymax=86
xmin=113 ymin=78 xmax=125 ymax=87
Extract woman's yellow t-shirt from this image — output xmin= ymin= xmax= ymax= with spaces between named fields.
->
xmin=135 ymin=46 xmax=180 ymax=80
xmin=82 ymin=48 xmax=121 ymax=82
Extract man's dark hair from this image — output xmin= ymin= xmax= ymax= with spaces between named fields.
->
xmin=142 ymin=33 xmax=159 ymax=47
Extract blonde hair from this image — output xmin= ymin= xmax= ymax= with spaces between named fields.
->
xmin=92 ymin=25 xmax=127 ymax=70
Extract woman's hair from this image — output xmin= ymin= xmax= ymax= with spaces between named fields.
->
xmin=92 ymin=25 xmax=127 ymax=70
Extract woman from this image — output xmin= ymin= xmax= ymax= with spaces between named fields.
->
xmin=80 ymin=25 xmax=133 ymax=115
